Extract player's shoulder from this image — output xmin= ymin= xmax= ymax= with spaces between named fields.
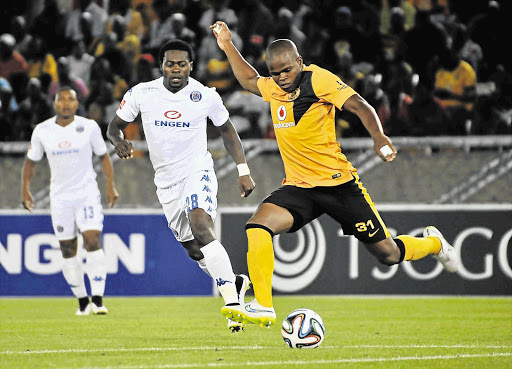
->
xmin=32 ymin=116 xmax=56 ymax=133
xmin=189 ymin=78 xmax=222 ymax=101
xmin=306 ymin=64 xmax=348 ymax=93
xmin=130 ymin=77 xmax=163 ymax=95
xmin=306 ymin=64 xmax=339 ymax=81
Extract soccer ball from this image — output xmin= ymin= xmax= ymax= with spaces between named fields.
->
xmin=281 ymin=308 xmax=325 ymax=349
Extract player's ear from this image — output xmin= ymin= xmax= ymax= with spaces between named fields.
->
xmin=297 ymin=56 xmax=304 ymax=70
xmin=189 ymin=61 xmax=193 ymax=71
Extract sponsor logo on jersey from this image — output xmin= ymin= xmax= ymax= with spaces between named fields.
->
xmin=277 ymin=105 xmax=287 ymax=121
xmin=58 ymin=141 xmax=71 ymax=148
xmin=119 ymin=99 xmax=126 ymax=109
xmin=336 ymin=80 xmax=349 ymax=90
xmin=274 ymin=122 xmax=295 ymax=129
xmin=190 ymin=91 xmax=202 ymax=102
xmin=76 ymin=125 xmax=84 ymax=133
xmin=164 ymin=110 xmax=182 ymax=119
xmin=154 ymin=120 xmax=190 ymax=127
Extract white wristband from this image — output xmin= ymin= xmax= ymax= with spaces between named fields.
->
xmin=237 ymin=163 xmax=250 ymax=176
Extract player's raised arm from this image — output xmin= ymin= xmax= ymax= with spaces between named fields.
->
xmin=21 ymin=158 xmax=36 ymax=212
xmin=217 ymin=118 xmax=256 ymax=198
xmin=342 ymin=94 xmax=397 ymax=162
xmin=211 ymin=21 xmax=261 ymax=96
xmin=107 ymin=115 xmax=134 ymax=159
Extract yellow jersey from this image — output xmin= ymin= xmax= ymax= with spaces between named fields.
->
xmin=257 ymin=64 xmax=358 ymax=188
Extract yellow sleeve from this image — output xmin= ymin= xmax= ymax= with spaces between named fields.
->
xmin=311 ymin=68 xmax=357 ymax=110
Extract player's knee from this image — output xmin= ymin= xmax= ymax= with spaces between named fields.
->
xmin=59 ymin=240 xmax=77 ymax=258
xmin=82 ymin=233 xmax=102 ymax=252
xmin=377 ymin=252 xmax=401 ymax=266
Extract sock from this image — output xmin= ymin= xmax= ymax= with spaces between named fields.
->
xmin=86 ymin=249 xmax=107 ymax=297
xmin=396 ymin=235 xmax=442 ymax=261
xmin=246 ymin=225 xmax=274 ymax=308
xmin=201 ymin=240 xmax=237 ymax=305
xmin=197 ymin=258 xmax=211 ymax=277
xmin=62 ymin=255 xmax=87 ymax=298
xmin=78 ymin=296 xmax=90 ymax=311
xmin=91 ymin=295 xmax=103 ymax=307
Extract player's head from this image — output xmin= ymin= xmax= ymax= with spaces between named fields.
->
xmin=159 ymin=39 xmax=194 ymax=92
xmin=266 ymin=39 xmax=303 ymax=93
xmin=53 ymin=86 xmax=79 ymax=119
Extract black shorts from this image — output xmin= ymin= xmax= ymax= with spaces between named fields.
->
xmin=262 ymin=173 xmax=389 ymax=243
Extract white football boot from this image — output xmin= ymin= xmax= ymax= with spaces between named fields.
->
xmin=424 ymin=226 xmax=459 ymax=272
xmin=227 ymin=274 xmax=251 ymax=332
xmin=222 ymin=299 xmax=276 ymax=328
xmin=91 ymin=302 xmax=108 ymax=315
xmin=75 ymin=304 xmax=91 ymax=316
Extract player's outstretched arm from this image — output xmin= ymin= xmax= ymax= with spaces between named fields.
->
xmin=107 ymin=115 xmax=134 ymax=159
xmin=343 ymin=94 xmax=397 ymax=162
xmin=217 ymin=119 xmax=256 ymax=198
xmin=21 ymin=158 xmax=36 ymax=212
xmin=99 ymin=153 xmax=119 ymax=207
xmin=211 ymin=21 xmax=261 ymax=96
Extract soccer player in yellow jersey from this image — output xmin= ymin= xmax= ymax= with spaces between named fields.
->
xmin=211 ymin=21 xmax=459 ymax=328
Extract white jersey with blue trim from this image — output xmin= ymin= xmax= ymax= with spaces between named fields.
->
xmin=27 ymin=115 xmax=107 ymax=200
xmin=116 ymin=77 xmax=229 ymax=188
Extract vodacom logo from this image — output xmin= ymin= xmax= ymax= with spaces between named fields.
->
xmin=164 ymin=110 xmax=182 ymax=119
xmin=277 ymin=105 xmax=287 ymax=121
xmin=272 ymin=219 xmax=326 ymax=292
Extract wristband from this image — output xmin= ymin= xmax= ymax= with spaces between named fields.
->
xmin=237 ymin=163 xmax=250 ymax=176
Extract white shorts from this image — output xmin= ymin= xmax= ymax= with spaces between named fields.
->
xmin=50 ymin=191 xmax=104 ymax=240
xmin=157 ymin=170 xmax=218 ymax=242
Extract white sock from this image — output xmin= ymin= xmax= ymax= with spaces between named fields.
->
xmin=197 ymin=258 xmax=211 ymax=277
xmin=201 ymin=240 xmax=237 ymax=304
xmin=62 ymin=255 xmax=87 ymax=298
xmin=86 ymin=249 xmax=107 ymax=297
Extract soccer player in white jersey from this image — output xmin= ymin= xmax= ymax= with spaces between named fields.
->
xmin=21 ymin=87 xmax=119 ymax=316
xmin=107 ymin=39 xmax=256 ymax=332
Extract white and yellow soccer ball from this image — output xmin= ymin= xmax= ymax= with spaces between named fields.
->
xmin=281 ymin=308 xmax=325 ymax=349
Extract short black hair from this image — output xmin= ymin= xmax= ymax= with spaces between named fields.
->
xmin=158 ymin=39 xmax=194 ymax=65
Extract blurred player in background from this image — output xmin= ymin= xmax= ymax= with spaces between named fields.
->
xmin=107 ymin=39 xmax=255 ymax=332
xmin=21 ymin=86 xmax=119 ymax=316
xmin=212 ymin=21 xmax=459 ymax=328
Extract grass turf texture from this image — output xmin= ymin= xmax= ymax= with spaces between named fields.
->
xmin=1 ymin=296 xmax=511 ymax=369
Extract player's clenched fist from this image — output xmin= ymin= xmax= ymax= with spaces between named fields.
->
xmin=114 ymin=140 xmax=134 ymax=159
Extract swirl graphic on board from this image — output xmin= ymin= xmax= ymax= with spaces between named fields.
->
xmin=272 ymin=219 xmax=326 ymax=292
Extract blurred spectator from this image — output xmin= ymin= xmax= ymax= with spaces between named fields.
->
xmin=360 ymin=74 xmax=392 ymax=133
xmin=30 ymin=0 xmax=68 ymax=57
xmin=110 ymin=15 xmax=141 ymax=79
xmin=25 ymin=37 xmax=58 ymax=83
xmin=272 ymin=7 xmax=306 ymax=51
xmin=134 ymin=54 xmax=159 ymax=84
xmin=49 ymin=57 xmax=89 ymax=108
xmin=234 ymin=0 xmax=275 ymax=66
xmin=79 ymin=12 xmax=102 ymax=56
xmin=301 ymin=11 xmax=330 ymax=67
xmin=134 ymin=2 xmax=152 ymax=47
xmin=225 ymin=86 xmax=270 ymax=138
xmin=453 ymin=23 xmax=483 ymax=74
xmin=473 ymin=64 xmax=512 ymax=135
xmin=148 ymin=0 xmax=174 ymax=53
xmin=433 ymin=47 xmax=477 ymax=135
xmin=107 ymin=0 xmax=144 ymax=39
xmin=468 ymin=1 xmax=508 ymax=80
xmin=0 ymin=78 xmax=17 ymax=141
xmin=13 ymin=78 xmax=53 ymax=141
xmin=87 ymin=57 xmax=128 ymax=105
xmin=68 ymin=40 xmax=95 ymax=86
xmin=197 ymin=21 xmax=242 ymax=93
xmin=86 ymin=81 xmax=119 ymax=138
xmin=65 ymin=0 xmax=108 ymax=43
xmin=407 ymin=80 xmax=448 ymax=136
xmin=95 ymin=32 xmax=132 ymax=84
xmin=198 ymin=0 xmax=238 ymax=37
xmin=170 ymin=13 xmax=197 ymax=49
xmin=11 ymin=16 xmax=32 ymax=57
xmin=380 ymin=0 xmax=416 ymax=34
xmin=0 ymin=33 xmax=28 ymax=80
xmin=403 ymin=9 xmax=449 ymax=89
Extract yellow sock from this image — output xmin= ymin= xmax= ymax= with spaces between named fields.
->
xmin=396 ymin=235 xmax=442 ymax=261
xmin=246 ymin=227 xmax=274 ymax=308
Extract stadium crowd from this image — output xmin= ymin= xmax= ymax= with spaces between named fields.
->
xmin=1 ymin=0 xmax=511 ymax=142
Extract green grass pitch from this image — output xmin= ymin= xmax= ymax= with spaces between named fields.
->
xmin=1 ymin=296 xmax=511 ymax=368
